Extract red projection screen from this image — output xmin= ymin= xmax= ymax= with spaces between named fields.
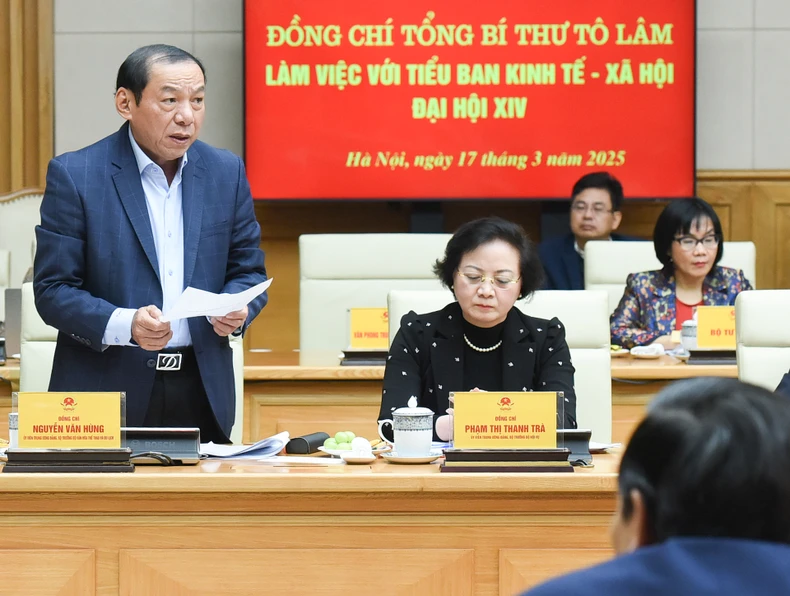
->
xmin=244 ymin=1 xmax=695 ymax=200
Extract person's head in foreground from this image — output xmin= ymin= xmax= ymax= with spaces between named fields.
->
xmin=523 ymin=377 xmax=790 ymax=595
xmin=433 ymin=216 xmax=543 ymax=328
xmin=653 ymin=197 xmax=724 ymax=284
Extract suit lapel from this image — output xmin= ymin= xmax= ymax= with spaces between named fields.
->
xmin=111 ymin=124 xmax=159 ymax=278
xmin=501 ymin=309 xmax=537 ymax=391
xmin=561 ymin=235 xmax=584 ymax=290
xmin=432 ymin=304 xmax=465 ymax=398
xmin=181 ymin=147 xmax=205 ymax=288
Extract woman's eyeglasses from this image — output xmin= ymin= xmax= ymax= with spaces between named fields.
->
xmin=457 ymin=271 xmax=520 ymax=290
xmin=674 ymin=234 xmax=720 ymax=251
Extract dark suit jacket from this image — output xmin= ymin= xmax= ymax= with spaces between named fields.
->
xmin=538 ymin=232 xmax=637 ymax=290
xmin=378 ymin=302 xmax=577 ymax=433
xmin=778 ymin=372 xmax=790 ymax=397
xmin=34 ymin=123 xmax=267 ymax=438
xmin=521 ymin=538 xmax=790 ymax=596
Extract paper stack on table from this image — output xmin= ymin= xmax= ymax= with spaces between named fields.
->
xmin=200 ymin=430 xmax=288 ymax=459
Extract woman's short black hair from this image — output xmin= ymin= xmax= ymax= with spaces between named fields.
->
xmin=433 ymin=216 xmax=544 ymax=300
xmin=653 ymin=198 xmax=724 ymax=268
xmin=116 ymin=44 xmax=206 ymax=105
xmin=618 ymin=377 xmax=790 ymax=545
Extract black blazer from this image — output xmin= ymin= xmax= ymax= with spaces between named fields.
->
xmin=378 ymin=302 xmax=578 ymax=433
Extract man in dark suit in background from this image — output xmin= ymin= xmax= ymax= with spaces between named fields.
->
xmin=538 ymin=172 xmax=636 ymax=290
xmin=521 ymin=377 xmax=790 ymax=595
xmin=34 ymin=44 xmax=267 ymax=442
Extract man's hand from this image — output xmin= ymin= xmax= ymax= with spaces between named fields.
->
xmin=211 ymin=306 xmax=248 ymax=337
xmin=132 ymin=305 xmax=172 ymax=351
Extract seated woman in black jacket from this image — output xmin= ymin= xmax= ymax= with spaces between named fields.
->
xmin=378 ymin=216 xmax=577 ymax=440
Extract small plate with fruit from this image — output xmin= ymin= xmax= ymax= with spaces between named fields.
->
xmin=319 ymin=432 xmax=391 ymax=457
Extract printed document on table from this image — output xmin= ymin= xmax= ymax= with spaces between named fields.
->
xmin=201 ymin=430 xmax=289 ymax=459
xmin=161 ymin=278 xmax=273 ymax=322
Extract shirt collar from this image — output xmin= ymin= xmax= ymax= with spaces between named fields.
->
xmin=573 ymin=235 xmax=612 ymax=258
xmin=127 ymin=126 xmax=188 ymax=176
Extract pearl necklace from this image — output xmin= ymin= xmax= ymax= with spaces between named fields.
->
xmin=463 ymin=334 xmax=502 ymax=353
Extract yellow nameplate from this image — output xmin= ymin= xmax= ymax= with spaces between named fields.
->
xmin=696 ymin=305 xmax=736 ymax=349
xmin=16 ymin=392 xmax=123 ymax=449
xmin=451 ymin=391 xmax=558 ymax=449
xmin=349 ymin=307 xmax=389 ymax=349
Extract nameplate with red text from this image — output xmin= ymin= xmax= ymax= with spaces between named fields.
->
xmin=15 ymin=392 xmax=124 ymax=449
xmin=349 ymin=307 xmax=389 ymax=349
xmin=696 ymin=306 xmax=736 ymax=349
xmin=451 ymin=391 xmax=558 ymax=449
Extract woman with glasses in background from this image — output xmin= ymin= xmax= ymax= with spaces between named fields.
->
xmin=378 ymin=216 xmax=577 ymax=440
xmin=611 ymin=198 xmax=752 ymax=349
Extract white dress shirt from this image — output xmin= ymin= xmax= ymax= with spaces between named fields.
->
xmin=102 ymin=128 xmax=191 ymax=349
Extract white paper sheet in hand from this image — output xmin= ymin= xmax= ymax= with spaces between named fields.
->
xmin=161 ymin=278 xmax=273 ymax=322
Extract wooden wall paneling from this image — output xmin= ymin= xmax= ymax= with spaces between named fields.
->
xmin=777 ymin=197 xmax=790 ymax=290
xmin=35 ymin=0 xmax=54 ymax=186
xmin=616 ymin=200 xmax=666 ymax=239
xmin=9 ymin=0 xmax=24 ymax=191
xmin=0 ymin=0 xmax=13 ymax=190
xmin=752 ymin=181 xmax=790 ymax=290
xmin=0 ymin=0 xmax=53 ymax=194
xmin=443 ymin=200 xmax=543 ymax=240
xmin=246 ymin=237 xmax=300 ymax=350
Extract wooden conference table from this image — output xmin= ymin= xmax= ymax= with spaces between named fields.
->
xmin=0 ymin=454 xmax=620 ymax=595
xmin=241 ymin=351 xmax=738 ymax=445
xmin=0 ymin=353 xmax=738 ymax=444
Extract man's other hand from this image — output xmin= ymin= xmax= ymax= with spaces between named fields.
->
xmin=132 ymin=305 xmax=172 ymax=351
xmin=211 ymin=306 xmax=248 ymax=337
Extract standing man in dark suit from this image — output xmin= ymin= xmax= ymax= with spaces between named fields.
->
xmin=538 ymin=172 xmax=636 ymax=290
xmin=34 ymin=44 xmax=267 ymax=443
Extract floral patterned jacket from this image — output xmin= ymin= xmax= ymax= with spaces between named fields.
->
xmin=610 ymin=266 xmax=753 ymax=348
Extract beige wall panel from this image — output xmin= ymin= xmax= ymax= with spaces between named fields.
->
xmin=754 ymin=32 xmax=790 ymax=168
xmin=756 ymin=0 xmax=790 ymax=28
xmin=54 ymin=0 xmax=193 ymax=32
xmin=194 ymin=0 xmax=243 ymax=32
xmin=193 ymin=32 xmax=244 ymax=155
xmin=697 ymin=0 xmax=755 ymax=29
xmin=696 ymin=31 xmax=755 ymax=169
xmin=54 ymin=33 xmax=193 ymax=155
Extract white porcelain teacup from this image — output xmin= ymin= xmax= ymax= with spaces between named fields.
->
xmin=377 ymin=400 xmax=434 ymax=457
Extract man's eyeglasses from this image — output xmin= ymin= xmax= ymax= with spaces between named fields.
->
xmin=457 ymin=271 xmax=520 ymax=290
xmin=674 ymin=234 xmax=720 ymax=251
xmin=571 ymin=202 xmax=613 ymax=215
